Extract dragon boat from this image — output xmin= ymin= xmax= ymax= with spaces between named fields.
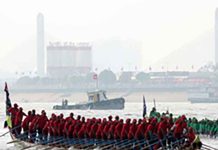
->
xmin=4 ymin=83 xmax=206 ymax=150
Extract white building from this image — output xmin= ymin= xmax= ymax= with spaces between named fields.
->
xmin=47 ymin=42 xmax=92 ymax=78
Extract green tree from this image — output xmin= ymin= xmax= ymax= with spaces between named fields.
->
xmin=99 ymin=70 xmax=116 ymax=85
xmin=135 ymin=72 xmax=150 ymax=83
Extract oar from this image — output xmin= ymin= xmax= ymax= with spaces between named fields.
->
xmin=100 ymin=139 xmax=130 ymax=150
xmin=166 ymin=138 xmax=185 ymax=149
xmin=0 ymin=131 xmax=10 ymax=138
xmin=7 ymin=130 xmax=31 ymax=144
xmin=141 ymin=137 xmax=168 ymax=150
xmin=82 ymin=139 xmax=101 ymax=149
xmin=21 ymin=136 xmax=64 ymax=150
xmin=23 ymin=138 xmax=64 ymax=150
xmin=43 ymin=137 xmax=83 ymax=150
xmin=203 ymin=144 xmax=218 ymax=150
xmin=83 ymin=139 xmax=110 ymax=149
xmin=121 ymin=138 xmax=148 ymax=150
xmin=114 ymin=139 xmax=136 ymax=149
xmin=83 ymin=138 xmax=114 ymax=149
xmin=51 ymin=137 xmax=81 ymax=149
xmin=0 ymin=125 xmax=21 ymax=138
xmin=202 ymin=146 xmax=213 ymax=150
xmin=72 ymin=138 xmax=102 ymax=149
xmin=98 ymin=139 xmax=118 ymax=149
xmin=119 ymin=137 xmax=157 ymax=150
xmin=83 ymin=138 xmax=110 ymax=149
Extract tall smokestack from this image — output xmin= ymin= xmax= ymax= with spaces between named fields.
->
xmin=37 ymin=13 xmax=45 ymax=76
xmin=215 ymin=8 xmax=218 ymax=66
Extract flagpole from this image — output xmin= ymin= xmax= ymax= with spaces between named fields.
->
xmin=143 ymin=95 xmax=147 ymax=118
xmin=96 ymin=77 xmax=98 ymax=89
xmin=153 ymin=98 xmax=156 ymax=109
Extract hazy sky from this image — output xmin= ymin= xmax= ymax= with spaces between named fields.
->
xmin=0 ymin=0 xmax=218 ymax=73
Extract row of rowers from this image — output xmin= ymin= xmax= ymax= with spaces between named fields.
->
xmin=8 ymin=103 xmax=196 ymax=143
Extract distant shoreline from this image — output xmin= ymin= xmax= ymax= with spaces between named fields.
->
xmin=1 ymin=91 xmax=188 ymax=103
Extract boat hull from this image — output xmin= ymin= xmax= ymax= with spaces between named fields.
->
xmin=188 ymin=98 xmax=218 ymax=103
xmin=53 ymin=97 xmax=125 ymax=110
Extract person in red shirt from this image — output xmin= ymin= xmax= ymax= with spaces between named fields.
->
xmin=78 ymin=117 xmax=87 ymax=138
xmin=108 ymin=117 xmax=119 ymax=139
xmin=102 ymin=120 xmax=111 ymax=139
xmin=29 ymin=114 xmax=40 ymax=142
xmin=73 ymin=115 xmax=82 ymax=138
xmin=58 ymin=114 xmax=65 ymax=137
xmin=48 ymin=114 xmax=56 ymax=140
xmin=85 ymin=119 xmax=93 ymax=138
xmin=53 ymin=116 xmax=60 ymax=138
xmin=157 ymin=117 xmax=169 ymax=148
xmin=67 ymin=118 xmax=76 ymax=138
xmin=14 ymin=107 xmax=26 ymax=136
xmin=121 ymin=118 xmax=131 ymax=140
xmin=185 ymin=127 xmax=196 ymax=147
xmin=42 ymin=121 xmax=49 ymax=141
xmin=89 ymin=119 xmax=98 ymax=139
xmin=37 ymin=110 xmax=48 ymax=140
xmin=173 ymin=120 xmax=183 ymax=140
xmin=96 ymin=118 xmax=106 ymax=139
xmin=128 ymin=119 xmax=137 ymax=139
xmin=145 ymin=118 xmax=157 ymax=140
xmin=8 ymin=103 xmax=19 ymax=130
xmin=21 ymin=111 xmax=32 ymax=140
xmin=114 ymin=119 xmax=123 ymax=139
xmin=173 ymin=116 xmax=188 ymax=140
xmin=64 ymin=113 xmax=74 ymax=137
xmin=135 ymin=119 xmax=147 ymax=140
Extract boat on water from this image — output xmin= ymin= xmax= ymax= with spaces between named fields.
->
xmin=53 ymin=90 xmax=125 ymax=110
xmin=188 ymin=87 xmax=218 ymax=103
xmin=3 ymin=83 xmax=205 ymax=150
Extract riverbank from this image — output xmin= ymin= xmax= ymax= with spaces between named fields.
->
xmin=1 ymin=91 xmax=188 ymax=103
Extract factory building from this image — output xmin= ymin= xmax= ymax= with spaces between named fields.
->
xmin=47 ymin=42 xmax=92 ymax=78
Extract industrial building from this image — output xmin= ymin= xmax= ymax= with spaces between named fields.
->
xmin=47 ymin=42 xmax=92 ymax=78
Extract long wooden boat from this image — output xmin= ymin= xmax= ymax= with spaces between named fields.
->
xmin=4 ymin=83 xmax=204 ymax=150
xmin=9 ymin=133 xmax=79 ymax=150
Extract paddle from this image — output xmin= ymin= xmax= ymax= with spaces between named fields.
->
xmin=20 ymin=136 xmax=64 ymax=150
xmin=83 ymin=138 xmax=117 ymax=149
xmin=44 ymin=137 xmax=81 ymax=149
xmin=118 ymin=139 xmax=142 ymax=150
xmin=119 ymin=137 xmax=159 ymax=150
xmin=140 ymin=137 xmax=174 ymax=150
xmin=114 ymin=139 xmax=136 ymax=149
xmin=0 ymin=125 xmax=21 ymax=138
xmin=82 ymin=139 xmax=103 ymax=149
xmin=100 ymin=139 xmax=130 ymax=150
xmin=97 ymin=140 xmax=115 ymax=150
xmin=41 ymin=138 xmax=69 ymax=150
xmin=83 ymin=138 xmax=113 ymax=149
xmin=165 ymin=137 xmax=185 ymax=149
xmin=203 ymin=143 xmax=218 ymax=150
xmin=7 ymin=130 xmax=31 ymax=144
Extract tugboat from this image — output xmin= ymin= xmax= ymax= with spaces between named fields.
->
xmin=188 ymin=87 xmax=218 ymax=103
xmin=53 ymin=90 xmax=125 ymax=110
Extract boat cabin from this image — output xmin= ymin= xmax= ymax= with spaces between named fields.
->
xmin=87 ymin=90 xmax=108 ymax=102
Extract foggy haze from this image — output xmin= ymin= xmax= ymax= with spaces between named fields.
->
xmin=1 ymin=0 xmax=218 ymax=76
xmin=1 ymin=1 xmax=218 ymax=149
